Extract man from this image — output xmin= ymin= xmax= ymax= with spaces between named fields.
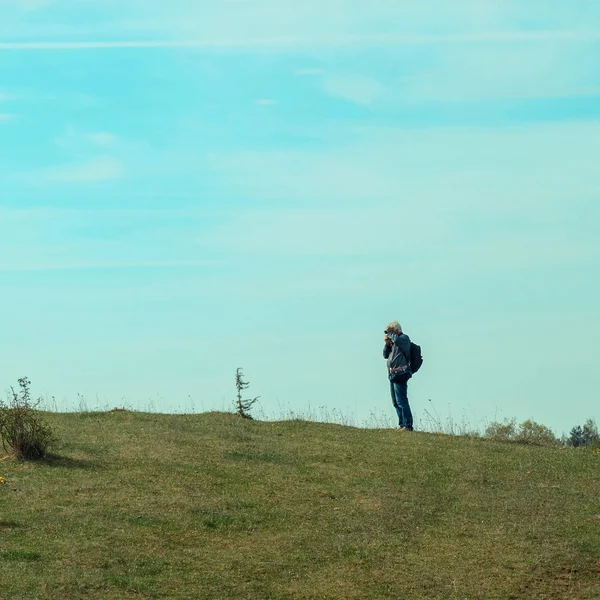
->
xmin=383 ymin=321 xmax=414 ymax=431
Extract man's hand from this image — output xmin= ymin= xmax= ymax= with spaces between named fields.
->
xmin=384 ymin=335 xmax=391 ymax=346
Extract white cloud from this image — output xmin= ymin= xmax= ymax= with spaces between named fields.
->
xmin=396 ymin=41 xmax=600 ymax=103
xmin=323 ymin=74 xmax=384 ymax=105
xmin=23 ymin=156 xmax=124 ymax=184
xmin=33 ymin=130 xmax=124 ymax=184
xmin=197 ymin=207 xmax=430 ymax=258
xmin=3 ymin=0 xmax=600 ymax=55
xmin=0 ymin=259 xmax=216 ymax=272
xmin=54 ymin=127 xmax=119 ymax=149
xmin=0 ymin=207 xmax=221 ymax=272
xmin=295 ymin=68 xmax=325 ymax=76
xmin=0 ymin=0 xmax=55 ymax=12
xmin=204 ymin=121 xmax=600 ymax=267
xmin=87 ymin=132 xmax=118 ymax=147
xmin=130 ymin=0 xmax=600 ymax=46
xmin=16 ymin=0 xmax=56 ymax=10
xmin=2 ymin=30 xmax=600 ymax=51
xmin=223 ymin=121 xmax=599 ymax=200
xmin=0 ymin=113 xmax=15 ymax=121
xmin=2 ymin=3 xmax=598 ymax=107
xmin=315 ymin=35 xmax=600 ymax=106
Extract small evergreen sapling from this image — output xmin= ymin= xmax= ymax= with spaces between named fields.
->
xmin=568 ymin=419 xmax=599 ymax=447
xmin=234 ymin=368 xmax=260 ymax=420
xmin=568 ymin=425 xmax=585 ymax=448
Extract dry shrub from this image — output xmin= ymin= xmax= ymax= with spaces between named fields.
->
xmin=0 ymin=377 xmax=56 ymax=459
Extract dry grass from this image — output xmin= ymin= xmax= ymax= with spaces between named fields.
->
xmin=0 ymin=411 xmax=598 ymax=599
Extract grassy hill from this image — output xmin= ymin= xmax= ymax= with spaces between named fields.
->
xmin=0 ymin=411 xmax=598 ymax=599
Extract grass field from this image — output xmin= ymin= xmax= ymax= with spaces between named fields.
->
xmin=0 ymin=411 xmax=599 ymax=599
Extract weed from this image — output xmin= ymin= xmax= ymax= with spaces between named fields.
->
xmin=0 ymin=377 xmax=56 ymax=459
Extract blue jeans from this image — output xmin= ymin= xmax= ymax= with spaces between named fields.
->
xmin=390 ymin=380 xmax=413 ymax=430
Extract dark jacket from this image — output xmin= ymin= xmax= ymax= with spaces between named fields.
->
xmin=383 ymin=332 xmax=411 ymax=377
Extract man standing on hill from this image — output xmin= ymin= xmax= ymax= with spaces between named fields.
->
xmin=384 ymin=321 xmax=414 ymax=431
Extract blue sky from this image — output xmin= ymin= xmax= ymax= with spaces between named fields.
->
xmin=1 ymin=1 xmax=599 ymax=434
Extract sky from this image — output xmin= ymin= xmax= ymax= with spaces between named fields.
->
xmin=1 ymin=1 xmax=599 ymax=435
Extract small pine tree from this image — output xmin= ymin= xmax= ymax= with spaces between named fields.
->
xmin=569 ymin=419 xmax=599 ymax=447
xmin=234 ymin=368 xmax=260 ymax=420
xmin=568 ymin=425 xmax=585 ymax=447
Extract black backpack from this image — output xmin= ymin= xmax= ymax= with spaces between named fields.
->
xmin=409 ymin=342 xmax=423 ymax=373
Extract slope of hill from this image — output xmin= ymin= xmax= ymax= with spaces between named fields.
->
xmin=0 ymin=411 xmax=598 ymax=599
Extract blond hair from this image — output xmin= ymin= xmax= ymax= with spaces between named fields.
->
xmin=386 ymin=321 xmax=402 ymax=333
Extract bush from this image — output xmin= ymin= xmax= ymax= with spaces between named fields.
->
xmin=514 ymin=419 xmax=557 ymax=446
xmin=0 ymin=377 xmax=56 ymax=459
xmin=485 ymin=419 xmax=517 ymax=442
xmin=485 ymin=418 xmax=557 ymax=446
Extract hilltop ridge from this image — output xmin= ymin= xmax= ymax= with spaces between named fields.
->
xmin=0 ymin=411 xmax=598 ymax=599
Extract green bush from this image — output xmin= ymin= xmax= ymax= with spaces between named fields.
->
xmin=484 ymin=419 xmax=517 ymax=442
xmin=485 ymin=419 xmax=557 ymax=446
xmin=0 ymin=377 xmax=56 ymax=460
xmin=514 ymin=419 xmax=557 ymax=446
